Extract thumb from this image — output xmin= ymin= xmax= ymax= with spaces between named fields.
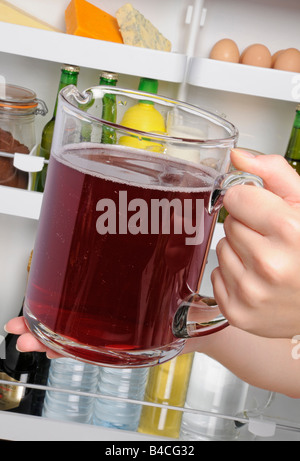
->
xmin=230 ymin=149 xmax=300 ymax=204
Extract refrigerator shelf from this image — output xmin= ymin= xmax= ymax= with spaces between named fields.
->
xmin=1 ymin=0 xmax=300 ymax=442
xmin=0 ymin=380 xmax=300 ymax=441
xmin=0 ymin=21 xmax=187 ymax=83
xmin=188 ymin=58 xmax=300 ymax=103
xmin=0 ymin=410 xmax=162 ymax=441
xmin=0 ymin=186 xmax=42 ymax=220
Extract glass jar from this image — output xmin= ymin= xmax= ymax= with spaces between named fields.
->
xmin=0 ymin=84 xmax=47 ymax=189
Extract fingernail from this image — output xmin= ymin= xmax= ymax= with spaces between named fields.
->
xmin=3 ymin=324 xmax=12 ymax=334
xmin=232 ymin=148 xmax=256 ymax=158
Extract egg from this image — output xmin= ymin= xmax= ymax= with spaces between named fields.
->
xmin=271 ymin=49 xmax=285 ymax=67
xmin=273 ymin=48 xmax=300 ymax=72
xmin=209 ymin=39 xmax=240 ymax=63
xmin=240 ymin=44 xmax=272 ymax=68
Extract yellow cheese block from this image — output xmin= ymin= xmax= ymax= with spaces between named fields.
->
xmin=116 ymin=3 xmax=171 ymax=52
xmin=0 ymin=0 xmax=60 ymax=31
xmin=65 ymin=0 xmax=123 ymax=44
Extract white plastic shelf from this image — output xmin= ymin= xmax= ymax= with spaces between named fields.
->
xmin=0 ymin=186 xmax=42 ymax=220
xmin=0 ymin=411 xmax=164 ymax=441
xmin=188 ymin=57 xmax=300 ymax=103
xmin=0 ymin=22 xmax=187 ymax=83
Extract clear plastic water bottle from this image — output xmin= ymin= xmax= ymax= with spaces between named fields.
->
xmin=42 ymin=358 xmax=99 ymax=424
xmin=93 ymin=367 xmax=149 ymax=431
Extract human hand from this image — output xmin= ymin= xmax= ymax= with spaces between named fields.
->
xmin=212 ymin=148 xmax=300 ymax=339
xmin=4 ymin=316 xmax=62 ymax=359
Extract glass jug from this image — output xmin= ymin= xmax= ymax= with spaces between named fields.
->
xmin=24 ymin=85 xmax=262 ymax=367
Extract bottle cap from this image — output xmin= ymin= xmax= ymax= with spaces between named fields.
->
xmin=100 ymin=71 xmax=118 ymax=81
xmin=138 ymin=78 xmax=158 ymax=95
xmin=61 ymin=64 xmax=80 ymax=74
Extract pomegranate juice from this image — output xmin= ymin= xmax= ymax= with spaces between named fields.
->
xmin=24 ymin=145 xmax=216 ymax=366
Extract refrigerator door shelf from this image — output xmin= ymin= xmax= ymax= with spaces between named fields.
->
xmin=188 ymin=58 xmax=300 ymax=103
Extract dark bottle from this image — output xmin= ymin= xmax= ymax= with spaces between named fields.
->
xmin=0 ymin=313 xmax=50 ymax=416
xmin=0 ymin=313 xmax=37 ymax=414
xmin=30 ymin=352 xmax=51 ymax=417
xmin=284 ymin=104 xmax=300 ymax=175
xmin=34 ymin=64 xmax=80 ymax=192
xmin=0 ymin=253 xmax=50 ymax=415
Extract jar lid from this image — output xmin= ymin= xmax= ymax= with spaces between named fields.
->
xmin=0 ymin=84 xmax=47 ymax=115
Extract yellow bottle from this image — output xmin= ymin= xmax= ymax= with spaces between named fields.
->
xmin=119 ymin=78 xmax=166 ymax=151
xmin=138 ymin=353 xmax=194 ymax=439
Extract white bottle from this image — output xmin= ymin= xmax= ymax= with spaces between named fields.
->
xmin=42 ymin=358 xmax=99 ymax=424
xmin=93 ymin=367 xmax=149 ymax=431
xmin=180 ymin=353 xmax=249 ymax=441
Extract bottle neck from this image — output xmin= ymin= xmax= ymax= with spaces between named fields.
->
xmin=293 ymin=110 xmax=300 ymax=129
xmin=138 ymin=78 xmax=158 ymax=105
xmin=285 ymin=110 xmax=300 ymax=161
xmin=99 ymin=77 xmax=117 ymax=87
xmin=99 ymin=73 xmax=118 ymax=144
xmin=53 ymin=70 xmax=79 ymax=118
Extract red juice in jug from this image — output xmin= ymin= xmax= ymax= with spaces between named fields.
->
xmin=24 ymin=144 xmax=216 ymax=365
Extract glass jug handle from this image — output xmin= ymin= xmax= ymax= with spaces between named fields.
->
xmin=208 ymin=171 xmax=264 ymax=214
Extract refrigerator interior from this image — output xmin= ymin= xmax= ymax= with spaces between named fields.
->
xmin=0 ymin=0 xmax=300 ymax=441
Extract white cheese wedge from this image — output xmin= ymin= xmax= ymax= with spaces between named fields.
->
xmin=116 ymin=3 xmax=171 ymax=52
xmin=0 ymin=0 xmax=61 ymax=32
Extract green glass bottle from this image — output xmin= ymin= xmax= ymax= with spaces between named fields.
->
xmin=138 ymin=77 xmax=159 ymax=100
xmin=217 ymin=206 xmax=229 ymax=223
xmin=99 ymin=71 xmax=118 ymax=144
xmin=34 ymin=64 xmax=80 ymax=192
xmin=284 ymin=104 xmax=300 ymax=175
xmin=80 ymin=71 xmax=118 ymax=143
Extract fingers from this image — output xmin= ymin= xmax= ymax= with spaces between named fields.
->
xmin=230 ymin=149 xmax=300 ymax=203
xmin=5 ymin=316 xmax=28 ymax=335
xmin=223 ymin=183 xmax=286 ymax=236
xmin=17 ymin=333 xmax=48 ymax=353
xmin=4 ymin=316 xmax=62 ymax=359
xmin=17 ymin=334 xmax=61 ymax=359
xmin=214 ymin=236 xmax=244 ymax=291
xmin=211 ymin=266 xmax=229 ymax=313
xmin=222 ymin=215 xmax=272 ymax=271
